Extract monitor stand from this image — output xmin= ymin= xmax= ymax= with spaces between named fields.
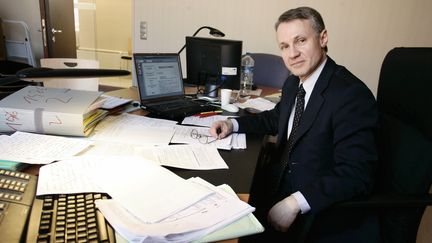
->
xmin=204 ymin=82 xmax=219 ymax=98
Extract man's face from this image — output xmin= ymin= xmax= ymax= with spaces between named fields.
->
xmin=276 ymin=19 xmax=328 ymax=81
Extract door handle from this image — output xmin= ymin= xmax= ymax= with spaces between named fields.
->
xmin=51 ymin=28 xmax=63 ymax=43
xmin=51 ymin=28 xmax=63 ymax=34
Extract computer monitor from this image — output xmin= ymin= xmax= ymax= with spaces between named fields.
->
xmin=185 ymin=37 xmax=242 ymax=93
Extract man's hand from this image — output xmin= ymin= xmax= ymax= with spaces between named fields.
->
xmin=268 ymin=195 xmax=301 ymax=232
xmin=210 ymin=120 xmax=233 ymax=139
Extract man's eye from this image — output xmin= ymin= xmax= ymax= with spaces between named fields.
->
xmin=280 ymin=45 xmax=288 ymax=50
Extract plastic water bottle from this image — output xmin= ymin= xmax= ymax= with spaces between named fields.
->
xmin=239 ymin=53 xmax=254 ymax=97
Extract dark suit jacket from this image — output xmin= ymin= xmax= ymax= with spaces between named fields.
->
xmin=237 ymin=57 xmax=380 ymax=242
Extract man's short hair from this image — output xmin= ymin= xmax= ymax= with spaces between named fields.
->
xmin=275 ymin=6 xmax=328 ymax=52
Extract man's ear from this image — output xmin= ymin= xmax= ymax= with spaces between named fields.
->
xmin=320 ymin=29 xmax=328 ymax=49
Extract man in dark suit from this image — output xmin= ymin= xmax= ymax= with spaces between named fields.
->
xmin=210 ymin=6 xmax=380 ymax=243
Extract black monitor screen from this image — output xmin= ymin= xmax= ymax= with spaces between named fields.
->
xmin=185 ymin=37 xmax=242 ymax=90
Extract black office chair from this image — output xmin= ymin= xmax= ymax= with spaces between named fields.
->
xmin=319 ymin=47 xmax=432 ymax=242
xmin=249 ymin=53 xmax=290 ymax=89
xmin=359 ymin=47 xmax=432 ymax=243
xmin=248 ymin=47 xmax=432 ymax=243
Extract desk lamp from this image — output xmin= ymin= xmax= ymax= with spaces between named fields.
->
xmin=177 ymin=26 xmax=225 ymax=55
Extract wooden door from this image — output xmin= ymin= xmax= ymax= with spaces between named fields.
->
xmin=39 ymin=0 xmax=76 ymax=58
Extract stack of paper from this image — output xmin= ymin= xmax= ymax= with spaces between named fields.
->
xmin=36 ymin=156 xmax=263 ymax=242
xmin=96 ymin=178 xmax=257 ymax=242
xmin=0 ymin=86 xmax=107 ymax=136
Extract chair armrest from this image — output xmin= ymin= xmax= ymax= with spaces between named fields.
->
xmin=338 ymin=193 xmax=432 ymax=208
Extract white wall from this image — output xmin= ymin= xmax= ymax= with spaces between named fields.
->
xmin=132 ymin=0 xmax=432 ymax=96
xmin=77 ymin=0 xmax=132 ymax=69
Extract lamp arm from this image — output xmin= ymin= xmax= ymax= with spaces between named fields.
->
xmin=178 ymin=26 xmax=225 ymax=55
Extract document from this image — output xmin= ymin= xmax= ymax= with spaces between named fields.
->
xmin=235 ymin=97 xmax=276 ymax=111
xmin=80 ymin=142 xmax=228 ymax=170
xmin=151 ymin=144 xmax=228 ymax=170
xmin=171 ymin=125 xmax=233 ymax=150
xmin=100 ymin=94 xmax=132 ymax=109
xmin=181 ymin=115 xmax=236 ymax=127
xmin=0 ymin=131 xmax=93 ymax=164
xmin=95 ymin=177 xmax=255 ymax=243
xmin=231 ymin=133 xmax=247 ymax=149
xmin=90 ymin=157 xmax=214 ymax=223
xmin=91 ymin=113 xmax=177 ymax=145
xmin=36 ymin=155 xmax=214 ymax=224
xmin=37 ymin=157 xmax=104 ymax=195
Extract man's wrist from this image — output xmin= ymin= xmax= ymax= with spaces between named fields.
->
xmin=291 ymin=191 xmax=311 ymax=214
xmin=284 ymin=195 xmax=301 ymax=214
xmin=228 ymin=118 xmax=239 ymax=132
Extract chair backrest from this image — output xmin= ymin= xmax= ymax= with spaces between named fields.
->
xmin=0 ymin=18 xmax=5 ymax=61
xmin=1 ymin=20 xmax=36 ymax=67
xmin=40 ymin=58 xmax=100 ymax=91
xmin=376 ymin=47 xmax=432 ymax=243
xmin=249 ymin=53 xmax=290 ymax=89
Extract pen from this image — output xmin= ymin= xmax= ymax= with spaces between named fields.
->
xmin=199 ymin=112 xmax=221 ymax=118
xmin=200 ymin=110 xmax=222 ymax=115
xmin=194 ymin=110 xmax=222 ymax=117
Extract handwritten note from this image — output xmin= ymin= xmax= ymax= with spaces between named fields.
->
xmin=171 ymin=125 xmax=233 ymax=150
xmin=0 ymin=131 xmax=93 ymax=164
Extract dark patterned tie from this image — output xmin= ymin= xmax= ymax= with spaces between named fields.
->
xmin=273 ymin=84 xmax=306 ymax=194
xmin=286 ymin=83 xmax=306 ymax=154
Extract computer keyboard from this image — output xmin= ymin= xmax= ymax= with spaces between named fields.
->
xmin=0 ymin=169 xmax=116 ymax=243
xmin=26 ymin=193 xmax=116 ymax=243
xmin=148 ymin=99 xmax=200 ymax=111
xmin=0 ymin=169 xmax=37 ymax=242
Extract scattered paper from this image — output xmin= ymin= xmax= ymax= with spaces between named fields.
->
xmin=231 ymin=133 xmax=247 ymax=149
xmin=0 ymin=132 xmax=93 ymax=164
xmin=91 ymin=114 xmax=177 ymax=145
xmin=235 ymin=97 xmax=276 ymax=111
xmin=37 ymin=157 xmax=104 ymax=195
xmin=171 ymin=125 xmax=233 ymax=150
xmin=152 ymin=144 xmax=228 ymax=170
xmin=36 ymin=156 xmax=214 ymax=224
xmin=181 ymin=115 xmax=236 ymax=127
xmin=90 ymin=157 xmax=214 ymax=223
xmin=79 ymin=142 xmax=228 ymax=170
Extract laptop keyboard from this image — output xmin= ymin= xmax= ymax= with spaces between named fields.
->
xmin=147 ymin=99 xmax=202 ymax=112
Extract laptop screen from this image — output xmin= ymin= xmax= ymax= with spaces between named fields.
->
xmin=134 ymin=53 xmax=184 ymax=101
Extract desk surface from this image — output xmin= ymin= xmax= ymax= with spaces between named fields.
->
xmin=22 ymin=86 xmax=279 ymax=193
xmin=105 ymin=86 xmax=279 ymax=193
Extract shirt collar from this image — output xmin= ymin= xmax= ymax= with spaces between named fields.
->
xmin=300 ymin=57 xmax=327 ymax=104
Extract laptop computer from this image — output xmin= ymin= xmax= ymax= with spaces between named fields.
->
xmin=133 ymin=53 xmax=215 ymax=120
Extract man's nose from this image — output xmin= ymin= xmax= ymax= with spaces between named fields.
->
xmin=287 ymin=46 xmax=300 ymax=59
